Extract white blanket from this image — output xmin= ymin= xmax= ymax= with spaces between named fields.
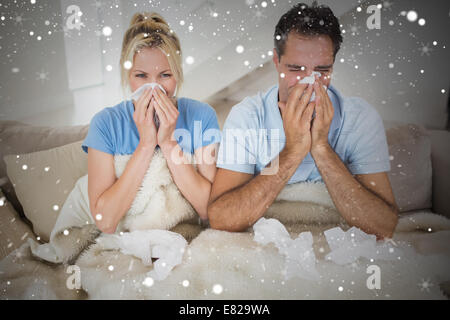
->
xmin=27 ymin=148 xmax=197 ymax=265
xmin=1 ymin=151 xmax=450 ymax=299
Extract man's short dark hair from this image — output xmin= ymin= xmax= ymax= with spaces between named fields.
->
xmin=274 ymin=2 xmax=343 ymax=61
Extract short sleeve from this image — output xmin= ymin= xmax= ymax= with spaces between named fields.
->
xmin=346 ymin=101 xmax=391 ymax=175
xmin=216 ymin=104 xmax=258 ymax=174
xmin=81 ymin=112 xmax=114 ymax=155
xmin=194 ymin=106 xmax=222 ymax=150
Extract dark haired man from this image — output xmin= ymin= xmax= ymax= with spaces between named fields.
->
xmin=208 ymin=3 xmax=399 ymax=239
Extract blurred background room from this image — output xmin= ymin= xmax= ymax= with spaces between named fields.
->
xmin=0 ymin=0 xmax=449 ymax=130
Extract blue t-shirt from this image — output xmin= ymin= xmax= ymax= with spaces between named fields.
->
xmin=82 ymin=97 xmax=221 ymax=155
xmin=217 ymin=84 xmax=391 ymax=184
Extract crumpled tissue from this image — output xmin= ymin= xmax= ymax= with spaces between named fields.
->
xmin=298 ymin=71 xmax=328 ymax=119
xmin=253 ymin=217 xmax=320 ymax=281
xmin=324 ymin=226 xmax=406 ymax=265
xmin=130 ymin=83 xmax=167 ymax=129
xmin=97 ymin=229 xmax=187 ymax=281
xmin=131 ymin=82 xmax=166 ymax=101
xmin=299 ymin=71 xmax=328 ymax=98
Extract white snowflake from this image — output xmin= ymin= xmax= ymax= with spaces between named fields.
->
xmin=91 ymin=0 xmax=106 ymax=11
xmin=13 ymin=14 xmax=26 ymax=27
xmin=253 ymin=9 xmax=267 ymax=21
xmin=36 ymin=70 xmax=50 ymax=82
xmin=418 ymin=42 xmax=433 ymax=56
xmin=418 ymin=278 xmax=433 ymax=292
xmin=348 ymin=24 xmax=360 ymax=36
xmin=382 ymin=1 xmax=393 ymax=11
xmin=212 ymin=284 xmax=223 ymax=294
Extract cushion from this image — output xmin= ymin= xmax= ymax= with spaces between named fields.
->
xmin=429 ymin=130 xmax=450 ymax=218
xmin=385 ymin=124 xmax=432 ymax=212
xmin=3 ymin=141 xmax=88 ymax=242
xmin=0 ymin=189 xmax=37 ymax=260
xmin=0 ymin=121 xmax=89 ymax=217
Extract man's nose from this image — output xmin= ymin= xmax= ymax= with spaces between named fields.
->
xmin=304 ymin=69 xmax=316 ymax=77
xmin=295 ymin=71 xmax=311 ymax=81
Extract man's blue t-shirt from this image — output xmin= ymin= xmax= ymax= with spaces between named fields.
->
xmin=82 ymin=97 xmax=221 ymax=155
xmin=217 ymin=84 xmax=391 ymax=184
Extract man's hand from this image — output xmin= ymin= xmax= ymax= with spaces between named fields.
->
xmin=278 ymin=83 xmax=316 ymax=159
xmin=311 ymin=75 xmax=334 ymax=156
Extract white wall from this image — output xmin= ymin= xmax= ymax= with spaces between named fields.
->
xmin=0 ymin=0 xmax=75 ymax=125
xmin=334 ymin=0 xmax=450 ymax=130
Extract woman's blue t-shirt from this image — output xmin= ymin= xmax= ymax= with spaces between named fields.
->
xmin=82 ymin=97 xmax=221 ymax=155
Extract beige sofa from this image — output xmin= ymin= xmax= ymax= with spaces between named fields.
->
xmin=0 ymin=119 xmax=449 ymax=260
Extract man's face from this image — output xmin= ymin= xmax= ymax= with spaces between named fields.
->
xmin=273 ymin=31 xmax=335 ymax=103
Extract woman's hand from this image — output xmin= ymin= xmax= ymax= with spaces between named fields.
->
xmin=132 ymin=87 xmax=158 ymax=148
xmin=152 ymin=87 xmax=180 ymax=149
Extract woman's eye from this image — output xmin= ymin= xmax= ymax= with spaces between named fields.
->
xmin=136 ymin=74 xmax=146 ymax=78
xmin=161 ymin=74 xmax=172 ymax=78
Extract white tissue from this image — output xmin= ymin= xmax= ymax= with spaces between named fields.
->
xmin=97 ymin=229 xmax=187 ymax=281
xmin=298 ymin=71 xmax=322 ymax=85
xmin=324 ymin=226 xmax=404 ymax=265
xmin=297 ymin=72 xmax=327 ymax=121
xmin=253 ymin=218 xmax=320 ymax=281
xmin=130 ymin=82 xmax=166 ymax=101
xmin=253 ymin=217 xmax=291 ymax=247
xmin=130 ymin=83 xmax=166 ymax=130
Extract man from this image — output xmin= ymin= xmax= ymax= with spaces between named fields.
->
xmin=208 ymin=2 xmax=399 ymax=239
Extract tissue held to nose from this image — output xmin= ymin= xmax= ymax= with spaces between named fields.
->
xmin=297 ymin=72 xmax=327 ymax=119
xmin=298 ymin=71 xmax=322 ymax=85
xmin=131 ymin=82 xmax=167 ymax=101
xmin=131 ymin=83 xmax=167 ymax=129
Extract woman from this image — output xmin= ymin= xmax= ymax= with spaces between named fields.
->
xmin=82 ymin=12 xmax=221 ymax=234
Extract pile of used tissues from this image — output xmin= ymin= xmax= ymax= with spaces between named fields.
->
xmin=253 ymin=218 xmax=320 ymax=281
xmin=324 ymin=226 xmax=406 ymax=265
xmin=253 ymin=217 xmax=406 ymax=280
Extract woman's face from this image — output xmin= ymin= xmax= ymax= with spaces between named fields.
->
xmin=128 ymin=47 xmax=177 ymax=97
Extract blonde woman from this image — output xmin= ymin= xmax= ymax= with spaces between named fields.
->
xmin=82 ymin=13 xmax=221 ymax=234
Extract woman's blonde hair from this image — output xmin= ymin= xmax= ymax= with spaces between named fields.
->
xmin=120 ymin=12 xmax=183 ymax=97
